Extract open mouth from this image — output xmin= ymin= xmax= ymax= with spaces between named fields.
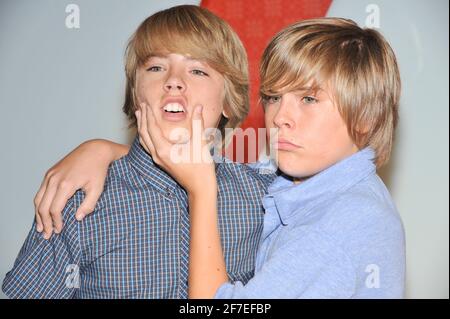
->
xmin=161 ymin=101 xmax=188 ymax=122
xmin=163 ymin=103 xmax=186 ymax=114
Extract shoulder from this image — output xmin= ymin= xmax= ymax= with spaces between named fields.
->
xmin=311 ymin=174 xmax=405 ymax=262
xmin=74 ymin=156 xmax=148 ymax=213
xmin=322 ymin=176 xmax=405 ymax=297
xmin=70 ymin=158 xmax=146 ymax=256
xmin=290 ymin=173 xmax=404 ymax=250
xmin=330 ymin=174 xmax=402 ymax=229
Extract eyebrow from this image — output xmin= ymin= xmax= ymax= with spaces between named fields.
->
xmin=148 ymin=54 xmax=203 ymax=63
xmin=293 ymin=86 xmax=323 ymax=95
xmin=294 ymin=86 xmax=314 ymax=91
xmin=148 ymin=54 xmax=167 ymax=59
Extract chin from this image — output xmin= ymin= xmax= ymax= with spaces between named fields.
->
xmin=277 ymin=158 xmax=304 ymax=177
xmin=162 ymin=124 xmax=190 ymax=140
xmin=277 ymin=154 xmax=321 ymax=180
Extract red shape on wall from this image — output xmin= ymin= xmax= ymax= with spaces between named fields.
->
xmin=201 ymin=0 xmax=332 ymax=162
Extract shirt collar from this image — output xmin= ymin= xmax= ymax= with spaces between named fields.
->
xmin=126 ymin=136 xmax=180 ymax=195
xmin=264 ymin=148 xmax=377 ymax=225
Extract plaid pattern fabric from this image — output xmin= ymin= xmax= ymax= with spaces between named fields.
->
xmin=2 ymin=136 xmax=276 ymax=299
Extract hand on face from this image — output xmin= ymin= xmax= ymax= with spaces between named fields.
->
xmin=136 ymin=102 xmax=216 ymax=195
xmin=134 ymin=53 xmax=225 ymax=193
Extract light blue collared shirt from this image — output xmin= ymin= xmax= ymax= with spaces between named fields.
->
xmin=215 ymin=148 xmax=405 ymax=299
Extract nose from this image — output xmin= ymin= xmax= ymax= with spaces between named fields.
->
xmin=273 ymin=98 xmax=295 ymax=129
xmin=164 ymin=71 xmax=186 ymax=93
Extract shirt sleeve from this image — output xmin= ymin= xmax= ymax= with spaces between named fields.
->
xmin=214 ymin=227 xmax=357 ymax=299
xmin=2 ymin=199 xmax=82 ymax=299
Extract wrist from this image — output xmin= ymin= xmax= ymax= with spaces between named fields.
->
xmin=188 ymin=184 xmax=217 ymax=201
xmin=186 ymin=168 xmax=217 ymax=196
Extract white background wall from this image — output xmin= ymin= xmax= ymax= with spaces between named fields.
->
xmin=0 ymin=0 xmax=448 ymax=299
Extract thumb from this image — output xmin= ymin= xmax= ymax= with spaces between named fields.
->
xmin=193 ymin=105 xmax=203 ymax=121
xmin=192 ymin=105 xmax=204 ymax=134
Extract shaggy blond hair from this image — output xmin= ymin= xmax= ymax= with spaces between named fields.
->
xmin=260 ymin=18 xmax=401 ymax=167
xmin=123 ymin=5 xmax=249 ymax=147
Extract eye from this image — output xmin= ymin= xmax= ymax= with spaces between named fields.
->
xmin=146 ymin=66 xmax=163 ymax=72
xmin=262 ymin=94 xmax=281 ymax=105
xmin=191 ymin=69 xmax=209 ymax=76
xmin=301 ymin=96 xmax=318 ymax=104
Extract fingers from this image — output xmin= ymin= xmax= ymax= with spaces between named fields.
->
xmin=35 ymin=173 xmax=78 ymax=238
xmin=192 ymin=105 xmax=204 ymax=122
xmin=35 ymin=212 xmax=43 ymax=233
xmin=142 ymin=103 xmax=173 ymax=166
xmin=191 ymin=105 xmax=204 ymax=143
xmin=37 ymin=180 xmax=58 ymax=239
xmin=144 ymin=103 xmax=168 ymax=149
xmin=136 ymin=109 xmax=148 ymax=153
xmin=191 ymin=105 xmax=205 ymax=142
xmin=137 ymin=104 xmax=156 ymax=156
xmin=75 ymin=184 xmax=103 ymax=221
xmin=48 ymin=181 xmax=79 ymax=233
xmin=137 ymin=103 xmax=208 ymax=166
xmin=34 ymin=178 xmax=47 ymax=232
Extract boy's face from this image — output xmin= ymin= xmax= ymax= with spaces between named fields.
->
xmin=265 ymin=84 xmax=359 ymax=180
xmin=136 ymin=53 xmax=226 ymax=141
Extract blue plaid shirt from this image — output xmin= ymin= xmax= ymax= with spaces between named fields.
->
xmin=3 ymin=136 xmax=276 ymax=299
